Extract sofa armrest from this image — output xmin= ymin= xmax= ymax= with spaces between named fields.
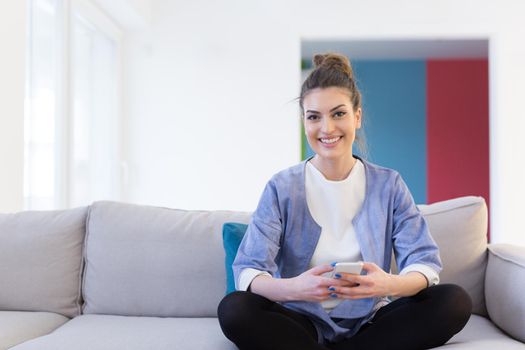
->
xmin=485 ymin=243 xmax=525 ymax=342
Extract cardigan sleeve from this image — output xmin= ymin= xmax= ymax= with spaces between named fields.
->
xmin=232 ymin=179 xmax=283 ymax=290
xmin=391 ymin=173 xmax=442 ymax=278
xmin=399 ymin=263 xmax=439 ymax=286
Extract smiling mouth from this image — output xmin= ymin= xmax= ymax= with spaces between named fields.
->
xmin=319 ymin=136 xmax=342 ymax=144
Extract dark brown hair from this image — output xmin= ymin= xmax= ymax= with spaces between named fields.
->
xmin=300 ymin=53 xmax=362 ymax=112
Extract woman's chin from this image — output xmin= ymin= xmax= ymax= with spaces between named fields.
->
xmin=313 ymin=148 xmax=351 ymax=161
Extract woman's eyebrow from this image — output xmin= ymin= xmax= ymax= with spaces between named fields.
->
xmin=305 ymin=104 xmax=346 ymax=114
xmin=330 ymin=104 xmax=346 ymax=112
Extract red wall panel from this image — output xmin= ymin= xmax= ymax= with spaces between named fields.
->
xmin=427 ymin=60 xmax=490 ymax=227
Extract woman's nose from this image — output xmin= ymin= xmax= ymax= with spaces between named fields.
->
xmin=321 ymin=117 xmax=335 ymax=133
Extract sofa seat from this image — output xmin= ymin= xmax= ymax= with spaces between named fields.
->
xmin=9 ymin=314 xmax=525 ymax=349
xmin=10 ymin=315 xmax=237 ymax=350
xmin=0 ymin=311 xmax=68 ymax=350
xmin=445 ymin=315 xmax=525 ymax=349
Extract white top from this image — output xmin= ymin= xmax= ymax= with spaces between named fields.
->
xmin=306 ymin=159 xmax=365 ymax=268
xmin=238 ymin=158 xmax=439 ymax=312
xmin=306 ymin=159 xmax=365 ymax=310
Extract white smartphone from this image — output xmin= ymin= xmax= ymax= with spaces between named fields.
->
xmin=330 ymin=262 xmax=364 ymax=278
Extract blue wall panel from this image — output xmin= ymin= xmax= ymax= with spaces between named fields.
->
xmin=353 ymin=60 xmax=427 ymax=203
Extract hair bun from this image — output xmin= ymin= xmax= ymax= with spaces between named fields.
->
xmin=312 ymin=53 xmax=354 ymax=79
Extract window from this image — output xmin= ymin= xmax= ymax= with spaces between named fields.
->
xmin=25 ymin=0 xmax=122 ymax=209
xmin=25 ymin=0 xmax=61 ymax=210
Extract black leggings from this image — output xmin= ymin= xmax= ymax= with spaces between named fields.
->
xmin=217 ymin=284 xmax=472 ymax=350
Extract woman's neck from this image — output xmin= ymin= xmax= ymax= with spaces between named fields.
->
xmin=311 ymin=155 xmax=357 ymax=181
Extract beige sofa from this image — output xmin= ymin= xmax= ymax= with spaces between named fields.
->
xmin=0 ymin=196 xmax=524 ymax=349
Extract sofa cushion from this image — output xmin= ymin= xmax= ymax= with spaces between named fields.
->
xmin=82 ymin=201 xmax=251 ymax=317
xmin=0 ymin=311 xmax=69 ymax=350
xmin=418 ymin=196 xmax=488 ymax=316
xmin=0 ymin=207 xmax=87 ymax=317
xmin=9 ymin=315 xmax=525 ymax=350
xmin=222 ymin=223 xmax=248 ymax=294
xmin=444 ymin=315 xmax=525 ymax=349
xmin=9 ymin=314 xmax=237 ymax=350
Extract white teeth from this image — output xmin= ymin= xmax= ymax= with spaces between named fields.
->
xmin=320 ymin=137 xmax=341 ymax=144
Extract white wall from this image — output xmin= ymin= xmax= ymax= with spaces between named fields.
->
xmin=121 ymin=0 xmax=524 ymax=245
xmin=0 ymin=1 xmax=26 ymax=212
xmin=123 ymin=1 xmax=301 ymax=211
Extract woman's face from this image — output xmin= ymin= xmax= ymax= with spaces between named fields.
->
xmin=303 ymin=87 xmax=361 ymax=162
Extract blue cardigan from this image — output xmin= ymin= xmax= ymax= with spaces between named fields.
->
xmin=232 ymin=157 xmax=442 ymax=343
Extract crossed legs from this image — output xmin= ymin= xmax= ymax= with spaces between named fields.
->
xmin=218 ymin=284 xmax=472 ymax=350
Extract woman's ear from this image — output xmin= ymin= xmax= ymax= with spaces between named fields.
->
xmin=355 ymin=108 xmax=362 ymax=129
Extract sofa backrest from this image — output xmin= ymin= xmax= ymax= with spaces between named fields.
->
xmin=82 ymin=201 xmax=251 ymax=317
xmin=418 ymin=196 xmax=488 ymax=315
xmin=83 ymin=197 xmax=488 ymax=318
xmin=0 ymin=207 xmax=87 ymax=318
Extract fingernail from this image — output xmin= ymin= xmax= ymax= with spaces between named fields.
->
xmin=335 ymin=273 xmax=341 ymax=279
xmin=330 ymin=293 xmax=337 ymax=298
xmin=328 ymin=287 xmax=336 ymax=291
xmin=330 ymin=262 xmax=337 ymax=267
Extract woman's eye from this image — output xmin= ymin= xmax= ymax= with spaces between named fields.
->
xmin=333 ymin=111 xmax=346 ymax=118
xmin=306 ymin=114 xmax=319 ymax=121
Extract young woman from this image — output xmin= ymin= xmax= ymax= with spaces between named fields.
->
xmin=217 ymin=53 xmax=472 ymax=350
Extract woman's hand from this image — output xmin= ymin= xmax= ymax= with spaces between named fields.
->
xmin=329 ymin=262 xmax=394 ymax=299
xmin=287 ymin=265 xmax=346 ymax=302
xmin=328 ymin=262 xmax=428 ymax=299
xmin=251 ymin=264 xmax=349 ymax=302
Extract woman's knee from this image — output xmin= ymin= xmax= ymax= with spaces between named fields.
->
xmin=218 ymin=292 xmax=248 ymax=335
xmin=428 ymin=284 xmax=473 ymax=331
xmin=217 ymin=291 xmax=264 ymax=333
xmin=218 ymin=291 xmax=249 ymax=319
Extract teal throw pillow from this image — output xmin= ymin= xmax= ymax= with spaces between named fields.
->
xmin=222 ymin=222 xmax=248 ymax=294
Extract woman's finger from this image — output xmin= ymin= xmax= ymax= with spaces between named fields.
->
xmin=338 ymin=272 xmax=367 ymax=285
xmin=361 ymin=262 xmax=379 ymax=273
xmin=332 ymin=285 xmax=374 ymax=299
